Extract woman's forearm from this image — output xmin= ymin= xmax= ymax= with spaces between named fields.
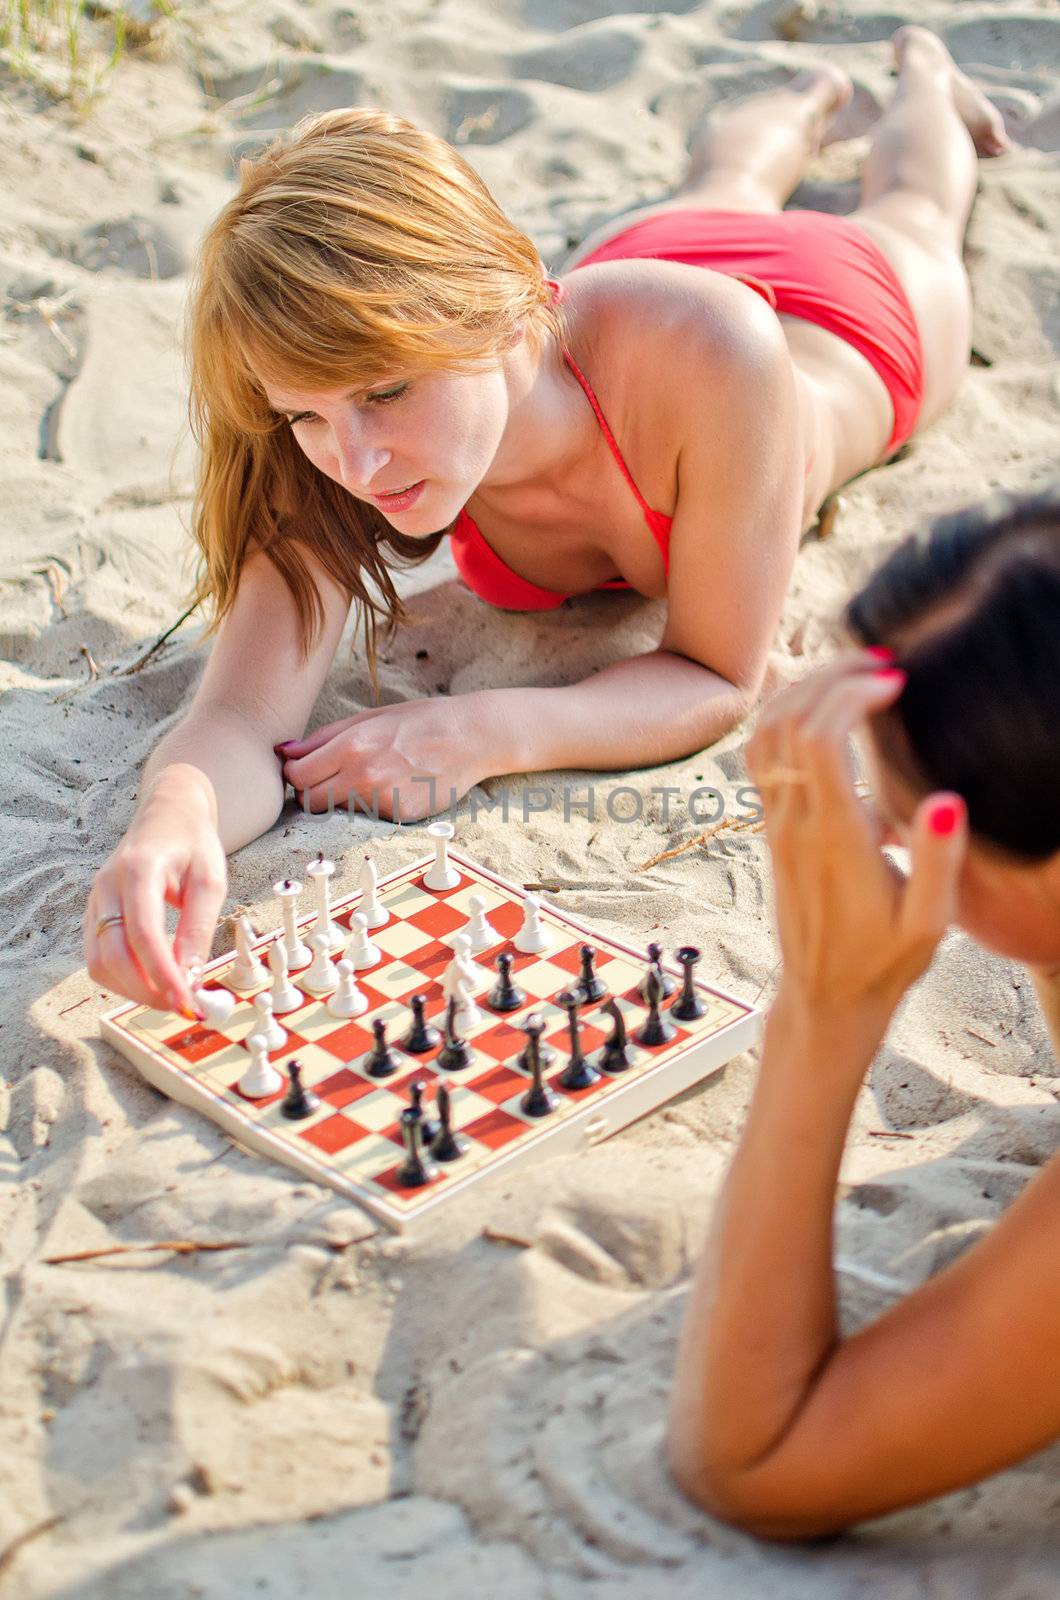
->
xmin=498 ymin=650 xmax=755 ymax=773
xmin=139 ymin=708 xmax=286 ymax=854
xmin=669 ymin=986 xmax=891 ymax=1494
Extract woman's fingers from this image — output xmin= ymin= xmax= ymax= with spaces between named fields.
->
xmin=901 ymin=793 xmax=967 ymax=944
xmin=172 ymin=858 xmax=228 ymax=976
xmin=116 ymin=860 xmax=196 ymax=1013
xmin=86 ymin=905 xmax=186 ymax=1015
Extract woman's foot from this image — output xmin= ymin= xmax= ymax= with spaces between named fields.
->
xmin=893 ymin=26 xmax=1010 ymax=156
xmin=789 ymin=62 xmax=855 ymax=151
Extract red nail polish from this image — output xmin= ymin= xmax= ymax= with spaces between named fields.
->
xmin=929 ymin=800 xmax=961 ymax=837
xmin=867 ymin=645 xmax=896 ymax=662
xmin=874 ymin=667 xmax=906 ymax=685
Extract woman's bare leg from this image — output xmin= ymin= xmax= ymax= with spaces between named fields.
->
xmin=562 ymin=67 xmax=852 ymax=268
xmin=676 ymin=64 xmax=853 ymax=211
xmin=851 ymin=27 xmax=1010 ymax=427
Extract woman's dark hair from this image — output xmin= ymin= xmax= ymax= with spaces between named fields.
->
xmin=847 ymin=483 xmax=1060 ymax=861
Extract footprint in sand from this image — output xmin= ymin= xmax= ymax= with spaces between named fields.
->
xmin=514 ymin=27 xmax=643 ymax=93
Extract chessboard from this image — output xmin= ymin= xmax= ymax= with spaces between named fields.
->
xmin=100 ymin=840 xmax=761 ymax=1232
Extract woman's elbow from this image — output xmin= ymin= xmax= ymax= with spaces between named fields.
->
xmin=665 ymin=1425 xmax=851 ymax=1544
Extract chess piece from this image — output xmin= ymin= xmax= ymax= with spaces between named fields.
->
xmin=408 ymin=1079 xmax=439 ymax=1147
xmin=487 ymin=951 xmax=526 ymax=1013
xmin=238 ymin=1032 xmax=284 ymax=1098
xmin=639 ymin=941 xmax=677 ymax=1001
xmin=401 ymin=994 xmax=440 ymax=1054
xmin=423 ymin=820 xmax=460 ymax=891
xmin=436 ymin=997 xmax=474 ymax=1072
xmin=574 ymin=944 xmax=606 ymax=1003
xmin=274 ymin=877 xmax=312 ymax=969
xmin=327 ymin=958 xmax=368 ymax=1018
xmin=363 ymin=1018 xmax=401 ymax=1078
xmin=187 ymin=965 xmax=236 ymax=1028
xmin=252 ymin=990 xmax=288 ymax=1051
xmin=557 ymin=990 xmax=601 ymax=1091
xmin=267 ymin=937 xmax=303 ymax=1014
xmin=229 ymin=914 xmax=267 ymax=990
xmin=519 ymin=1014 xmax=559 ymax=1117
xmin=635 ymin=969 xmax=676 ymax=1047
xmin=443 ymin=933 xmax=485 ymax=995
xmin=306 ymin=852 xmax=345 ymax=952
xmin=671 ymin=946 xmax=708 ymax=1021
xmin=596 ymin=998 xmax=632 ymax=1073
xmin=465 ymin=894 xmax=498 ymax=953
xmin=281 ymin=1059 xmax=320 ymax=1120
xmin=299 ymin=930 xmax=339 ymax=997
xmin=429 ymin=1082 xmax=467 ymax=1162
xmin=513 ymin=893 xmax=550 ymax=954
xmin=349 ymin=912 xmax=382 ymax=970
xmin=395 ymin=1103 xmax=437 ymax=1187
xmin=359 ymin=853 xmax=389 ymax=929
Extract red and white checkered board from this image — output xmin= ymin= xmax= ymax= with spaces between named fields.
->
xmin=101 ymin=849 xmax=761 ymax=1232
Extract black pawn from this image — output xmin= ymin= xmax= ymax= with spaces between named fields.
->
xmin=395 ymin=1106 xmax=437 ymax=1188
xmin=409 ymin=1079 xmax=439 ymax=1146
xmin=430 ymin=1082 xmax=467 ymax=1162
xmin=635 ymin=969 xmax=676 ymax=1047
xmin=402 ymin=993 xmax=441 ymax=1054
xmin=281 ymin=1058 xmax=320 ymax=1119
xmin=436 ymin=996 xmax=474 ymax=1072
xmin=575 ymin=944 xmax=606 ymax=1004
xmin=487 ymin=951 xmax=526 ymax=1013
xmin=640 ymin=941 xmax=677 ymax=1001
xmin=671 ymin=945 xmax=707 ymax=1021
xmin=520 ymin=1014 xmax=559 ymax=1117
xmin=596 ymin=998 xmax=632 ymax=1073
xmin=364 ymin=1017 xmax=401 ymax=1078
xmin=557 ymin=989 xmax=601 ymax=1091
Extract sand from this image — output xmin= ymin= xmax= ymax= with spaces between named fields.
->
xmin=1 ymin=1 xmax=1058 ymax=1594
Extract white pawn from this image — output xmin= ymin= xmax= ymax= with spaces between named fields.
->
xmin=465 ymin=894 xmax=498 ymax=954
xmin=274 ymin=878 xmax=312 ymax=970
xmin=268 ymin=937 xmax=303 ymax=1014
xmin=300 ymin=931 xmax=339 ymax=997
xmin=514 ymin=893 xmax=550 ymax=955
xmin=238 ymin=1032 xmax=284 ymax=1099
xmin=348 ymin=911 xmax=381 ymax=970
xmin=192 ymin=980 xmax=236 ymax=1029
xmin=423 ymin=820 xmax=460 ymax=891
xmin=252 ymin=991 xmax=288 ymax=1051
xmin=327 ymin=958 xmax=369 ymax=1019
xmin=229 ymin=915 xmax=267 ymax=990
xmin=359 ymin=854 xmax=388 ymax=929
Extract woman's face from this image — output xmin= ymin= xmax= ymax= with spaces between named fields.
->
xmin=262 ymin=360 xmax=511 ymax=533
xmin=864 ymin=732 xmax=1060 ymax=966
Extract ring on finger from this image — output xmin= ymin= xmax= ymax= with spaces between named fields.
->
xmin=96 ymin=913 xmax=125 ymax=938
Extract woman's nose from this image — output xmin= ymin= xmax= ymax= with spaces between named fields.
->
xmin=332 ymin=421 xmax=392 ymax=495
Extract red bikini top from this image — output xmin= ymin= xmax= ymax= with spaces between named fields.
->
xmin=448 ymin=280 xmax=673 ymax=612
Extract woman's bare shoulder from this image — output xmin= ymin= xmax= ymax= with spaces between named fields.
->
xmin=559 ymin=258 xmax=789 ymax=435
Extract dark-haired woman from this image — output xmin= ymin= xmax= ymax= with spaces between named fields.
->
xmin=668 ymin=486 xmax=1060 ymax=1537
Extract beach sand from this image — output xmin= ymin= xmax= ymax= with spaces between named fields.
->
xmin=1 ymin=2 xmax=1058 ymax=1594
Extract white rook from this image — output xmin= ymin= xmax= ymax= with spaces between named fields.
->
xmin=423 ymin=820 xmax=460 ymax=891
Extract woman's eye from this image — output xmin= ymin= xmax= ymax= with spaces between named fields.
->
xmin=366 ymin=383 xmax=409 ymax=406
xmin=288 ymin=412 xmax=318 ymax=427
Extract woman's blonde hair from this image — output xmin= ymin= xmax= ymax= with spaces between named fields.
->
xmin=187 ymin=106 xmax=562 ymax=673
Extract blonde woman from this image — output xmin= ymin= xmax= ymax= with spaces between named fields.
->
xmin=85 ymin=29 xmax=1009 ymax=1015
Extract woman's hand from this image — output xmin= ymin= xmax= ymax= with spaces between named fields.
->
xmin=276 ymin=692 xmax=514 ymax=823
xmin=84 ymin=766 xmax=227 ymax=1017
xmin=746 ymin=652 xmax=969 ymax=1023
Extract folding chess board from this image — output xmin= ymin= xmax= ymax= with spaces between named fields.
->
xmin=100 ymin=849 xmax=761 ymax=1232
